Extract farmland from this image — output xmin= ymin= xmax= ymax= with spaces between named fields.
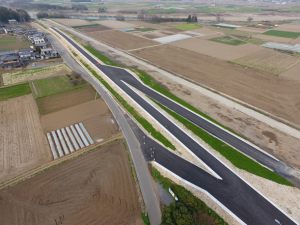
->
xmin=40 ymin=98 xmax=117 ymax=142
xmin=2 ymin=64 xmax=72 ymax=86
xmin=254 ymin=34 xmax=293 ymax=43
xmin=0 ymin=36 xmax=15 ymax=44
xmin=32 ymin=75 xmax=88 ymax=98
xmin=36 ymin=85 xmax=97 ymax=115
xmin=233 ymin=48 xmax=299 ymax=75
xmin=132 ymin=44 xmax=300 ymax=126
xmin=0 ymin=34 xmax=31 ymax=51
xmin=0 ymin=140 xmax=143 ymax=225
xmin=280 ymin=61 xmax=300 ymax=82
xmin=210 ymin=36 xmax=246 ymax=46
xmin=88 ymin=30 xmax=158 ymax=51
xmin=75 ymin=25 xmax=111 ymax=33
xmin=263 ymin=30 xmax=300 ymax=39
xmin=52 ymin=18 xmax=95 ymax=26
xmin=0 ymin=83 xmax=31 ymax=101
xmin=171 ymin=23 xmax=202 ymax=30
xmin=72 ymin=24 xmax=100 ymax=29
xmin=0 ymin=95 xmax=51 ymax=183
xmin=170 ymin=38 xmax=262 ymax=61
xmin=94 ymin=20 xmax=139 ymax=29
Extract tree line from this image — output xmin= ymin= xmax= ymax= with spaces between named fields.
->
xmin=0 ymin=6 xmax=30 ymax=23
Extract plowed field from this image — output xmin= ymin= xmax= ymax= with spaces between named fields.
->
xmin=280 ymin=62 xmax=300 ymax=82
xmin=0 ymin=140 xmax=143 ymax=225
xmin=36 ymin=85 xmax=96 ymax=115
xmin=88 ymin=30 xmax=158 ymax=50
xmin=132 ymin=45 xmax=300 ymax=126
xmin=0 ymin=95 xmax=51 ymax=183
xmin=76 ymin=25 xmax=111 ymax=33
xmin=233 ymin=48 xmax=299 ymax=75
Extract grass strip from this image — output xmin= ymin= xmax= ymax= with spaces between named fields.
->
xmin=210 ymin=36 xmax=245 ymax=46
xmin=71 ymin=24 xmax=99 ymax=29
xmin=151 ymin=98 xmax=294 ymax=187
xmin=35 ymin=21 xmax=48 ymax=29
xmin=0 ymin=83 xmax=31 ymax=101
xmin=79 ymin=60 xmax=176 ymax=150
xmin=149 ymin=164 xmax=228 ymax=225
xmin=141 ymin=212 xmax=150 ymax=225
xmin=263 ymin=30 xmax=300 ymax=39
xmin=172 ymin=23 xmax=202 ymax=30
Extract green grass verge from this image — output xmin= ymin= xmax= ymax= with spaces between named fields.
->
xmin=0 ymin=36 xmax=15 ymax=44
xmin=72 ymin=51 xmax=78 ymax=57
xmin=0 ymin=83 xmax=31 ymax=101
xmin=83 ymin=44 xmax=119 ymax=66
xmin=210 ymin=36 xmax=246 ymax=46
xmin=263 ymin=30 xmax=300 ymax=39
xmin=151 ymin=98 xmax=294 ymax=187
xmin=141 ymin=212 xmax=150 ymax=225
xmin=33 ymin=75 xmax=88 ymax=98
xmin=71 ymin=24 xmax=99 ymax=29
xmin=149 ymin=164 xmax=228 ymax=225
xmin=36 ymin=21 xmax=48 ymax=29
xmin=171 ymin=23 xmax=202 ymax=30
xmin=79 ymin=60 xmax=176 ymax=151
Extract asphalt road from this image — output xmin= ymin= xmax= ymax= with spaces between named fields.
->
xmin=52 ymin=27 xmax=298 ymax=225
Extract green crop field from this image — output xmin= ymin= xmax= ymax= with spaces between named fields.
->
xmin=32 ymin=75 xmax=88 ymax=98
xmin=210 ymin=36 xmax=246 ymax=46
xmin=245 ymin=37 xmax=268 ymax=45
xmin=71 ymin=24 xmax=99 ymax=29
xmin=0 ymin=36 xmax=15 ymax=45
xmin=172 ymin=23 xmax=202 ymax=30
xmin=0 ymin=83 xmax=31 ymax=101
xmin=263 ymin=30 xmax=300 ymax=39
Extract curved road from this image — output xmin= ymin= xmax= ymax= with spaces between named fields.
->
xmin=52 ymin=27 xmax=298 ymax=225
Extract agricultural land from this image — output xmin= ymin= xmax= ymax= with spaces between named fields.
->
xmin=0 ymin=140 xmax=143 ymax=225
xmin=0 ymin=34 xmax=31 ymax=52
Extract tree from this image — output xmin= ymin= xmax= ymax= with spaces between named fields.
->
xmin=247 ymin=16 xmax=253 ymax=22
xmin=72 ymin=80 xmax=80 ymax=85
xmin=194 ymin=211 xmax=217 ymax=225
xmin=72 ymin=71 xmax=81 ymax=79
xmin=35 ymin=46 xmax=41 ymax=54
xmin=115 ymin=13 xmax=124 ymax=21
xmin=216 ymin=15 xmax=222 ymax=22
xmin=186 ymin=15 xmax=191 ymax=23
xmin=137 ymin=14 xmax=145 ymax=21
xmin=16 ymin=9 xmax=30 ymax=22
xmin=37 ymin=11 xmax=48 ymax=19
xmin=98 ymin=7 xmax=106 ymax=13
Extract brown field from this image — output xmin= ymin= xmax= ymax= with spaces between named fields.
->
xmin=128 ymin=21 xmax=182 ymax=32
xmin=190 ymin=27 xmax=217 ymax=35
xmin=0 ymin=140 xmax=143 ymax=225
xmin=199 ymin=33 xmax=225 ymax=39
xmin=0 ymin=42 xmax=31 ymax=51
xmin=0 ymin=95 xmax=51 ymax=183
xmin=279 ymin=61 xmax=300 ymax=82
xmin=36 ymin=85 xmax=96 ymax=115
xmin=235 ymin=27 xmax=268 ymax=33
xmin=254 ymin=34 xmax=293 ymax=43
xmin=135 ymin=30 xmax=175 ymax=39
xmin=170 ymin=38 xmax=262 ymax=61
xmin=76 ymin=25 xmax=111 ymax=33
xmin=88 ymin=30 xmax=158 ymax=50
xmin=52 ymin=19 xmax=95 ymax=26
xmin=273 ymin=24 xmax=300 ymax=32
xmin=290 ymin=36 xmax=300 ymax=44
xmin=132 ymin=45 xmax=300 ymax=126
xmin=94 ymin=20 xmax=138 ymax=29
xmin=41 ymin=98 xmax=118 ymax=142
xmin=233 ymin=48 xmax=299 ymax=75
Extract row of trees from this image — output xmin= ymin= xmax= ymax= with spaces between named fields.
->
xmin=10 ymin=3 xmax=69 ymax=11
xmin=0 ymin=7 xmax=30 ymax=23
xmin=135 ymin=14 xmax=197 ymax=23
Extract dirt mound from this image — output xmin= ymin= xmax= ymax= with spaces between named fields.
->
xmin=0 ymin=140 xmax=143 ymax=225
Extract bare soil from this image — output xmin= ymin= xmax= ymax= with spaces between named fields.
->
xmin=254 ymin=34 xmax=293 ymax=43
xmin=0 ymin=140 xmax=143 ymax=225
xmin=88 ymin=30 xmax=158 ymax=50
xmin=53 ymin=19 xmax=95 ymax=26
xmin=0 ymin=95 xmax=51 ymax=183
xmin=94 ymin=20 xmax=138 ymax=29
xmin=170 ymin=38 xmax=262 ymax=61
xmin=279 ymin=61 xmax=300 ymax=82
xmin=76 ymin=25 xmax=111 ymax=32
xmin=135 ymin=30 xmax=175 ymax=39
xmin=235 ymin=27 xmax=268 ymax=33
xmin=132 ymin=44 xmax=300 ymax=127
xmin=233 ymin=48 xmax=299 ymax=75
xmin=36 ymin=85 xmax=96 ymax=115
xmin=41 ymin=98 xmax=118 ymax=142
xmin=274 ymin=24 xmax=300 ymax=33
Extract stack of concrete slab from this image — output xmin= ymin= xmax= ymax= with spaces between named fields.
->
xmin=261 ymin=42 xmax=300 ymax=53
xmin=47 ymin=122 xmax=94 ymax=159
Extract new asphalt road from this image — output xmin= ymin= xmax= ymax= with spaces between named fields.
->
xmin=52 ymin=27 xmax=298 ymax=225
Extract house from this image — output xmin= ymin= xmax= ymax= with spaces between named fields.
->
xmin=3 ymin=27 xmax=14 ymax=33
xmin=41 ymin=48 xmax=52 ymax=55
xmin=19 ymin=51 xmax=32 ymax=60
xmin=0 ymin=50 xmax=15 ymax=57
xmin=19 ymin=48 xmax=34 ymax=54
xmin=41 ymin=48 xmax=58 ymax=59
xmin=0 ymin=55 xmax=22 ymax=69
xmin=33 ymin=36 xmax=45 ymax=45
xmin=8 ymin=19 xmax=17 ymax=25
xmin=0 ymin=23 xmax=6 ymax=29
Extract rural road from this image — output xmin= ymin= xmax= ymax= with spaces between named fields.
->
xmin=52 ymin=26 xmax=299 ymax=225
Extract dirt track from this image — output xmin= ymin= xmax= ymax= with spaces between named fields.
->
xmin=0 ymin=95 xmax=51 ymax=183
xmin=132 ymin=45 xmax=300 ymax=126
xmin=0 ymin=140 xmax=143 ymax=225
xmin=88 ymin=30 xmax=158 ymax=50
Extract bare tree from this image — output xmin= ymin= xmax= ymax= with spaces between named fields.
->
xmin=72 ymin=80 xmax=80 ymax=85
xmin=137 ymin=14 xmax=145 ymax=21
xmin=115 ymin=14 xmax=124 ymax=21
xmin=247 ymin=17 xmax=253 ymax=22
xmin=72 ymin=71 xmax=81 ymax=79
xmin=216 ymin=15 xmax=222 ymax=23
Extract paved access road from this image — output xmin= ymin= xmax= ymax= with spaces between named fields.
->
xmin=52 ymin=27 xmax=298 ymax=225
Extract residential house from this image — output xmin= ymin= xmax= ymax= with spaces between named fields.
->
xmin=8 ymin=19 xmax=17 ymax=25
xmin=0 ymin=55 xmax=22 ymax=69
xmin=19 ymin=48 xmax=34 ymax=54
xmin=0 ymin=50 xmax=15 ymax=57
xmin=3 ymin=27 xmax=14 ymax=33
xmin=41 ymin=48 xmax=57 ymax=59
xmin=0 ymin=23 xmax=6 ymax=29
xmin=19 ymin=51 xmax=32 ymax=60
